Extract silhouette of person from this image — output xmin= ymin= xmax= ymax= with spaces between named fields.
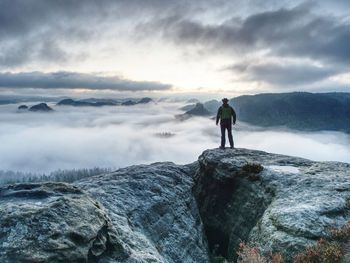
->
xmin=216 ymin=98 xmax=236 ymax=149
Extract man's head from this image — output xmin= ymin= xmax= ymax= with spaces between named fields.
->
xmin=222 ymin=98 xmax=228 ymax=104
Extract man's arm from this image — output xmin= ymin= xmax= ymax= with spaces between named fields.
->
xmin=231 ymin=107 xmax=236 ymax=124
xmin=216 ymin=107 xmax=222 ymax=125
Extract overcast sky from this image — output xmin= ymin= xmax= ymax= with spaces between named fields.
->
xmin=1 ymin=0 xmax=350 ymax=97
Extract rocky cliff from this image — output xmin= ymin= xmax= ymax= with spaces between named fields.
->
xmin=1 ymin=148 xmax=350 ymax=263
xmin=194 ymin=149 xmax=350 ymax=262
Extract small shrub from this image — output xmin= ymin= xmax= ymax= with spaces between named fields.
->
xmin=236 ymin=241 xmax=283 ymax=263
xmin=242 ymin=163 xmax=264 ymax=174
xmin=328 ymin=221 xmax=350 ymax=243
xmin=345 ymin=196 xmax=350 ymax=208
xmin=270 ymin=253 xmax=284 ymax=263
xmin=294 ymin=238 xmax=342 ymax=263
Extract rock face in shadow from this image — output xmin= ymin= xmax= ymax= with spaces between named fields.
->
xmin=0 ymin=182 xmax=127 ymax=263
xmin=193 ymin=148 xmax=350 ymax=262
xmin=75 ymin=162 xmax=209 ymax=263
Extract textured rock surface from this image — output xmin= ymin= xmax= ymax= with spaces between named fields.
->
xmin=194 ymin=148 xmax=350 ymax=262
xmin=0 ymin=182 xmax=126 ymax=263
xmin=1 ymin=148 xmax=350 ymax=263
xmin=75 ymin=162 xmax=209 ymax=263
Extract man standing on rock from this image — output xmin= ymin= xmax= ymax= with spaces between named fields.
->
xmin=216 ymin=98 xmax=236 ymax=149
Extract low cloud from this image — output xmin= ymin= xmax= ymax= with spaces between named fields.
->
xmin=0 ymin=101 xmax=349 ymax=174
xmin=225 ymin=61 xmax=339 ymax=85
xmin=0 ymin=71 xmax=172 ymax=91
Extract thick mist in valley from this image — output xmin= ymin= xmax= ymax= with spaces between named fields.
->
xmin=0 ymin=101 xmax=350 ymax=176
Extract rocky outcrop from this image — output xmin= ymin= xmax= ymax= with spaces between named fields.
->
xmin=0 ymin=182 xmax=126 ymax=263
xmin=75 ymin=162 xmax=209 ymax=263
xmin=193 ymin=148 xmax=350 ymax=262
xmin=1 ymin=148 xmax=350 ymax=263
xmin=18 ymin=105 xmax=28 ymax=110
xmin=29 ymin=103 xmax=53 ymax=112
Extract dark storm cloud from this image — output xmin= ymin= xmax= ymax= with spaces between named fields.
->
xmin=0 ymin=0 xmax=161 ymax=67
xmin=226 ymin=61 xmax=338 ymax=85
xmin=0 ymin=0 xmax=219 ymax=67
xmin=143 ymin=3 xmax=350 ymax=64
xmin=0 ymin=0 xmax=96 ymax=67
xmin=0 ymin=72 xmax=171 ymax=91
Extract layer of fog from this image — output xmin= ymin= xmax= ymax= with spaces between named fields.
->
xmin=0 ymin=101 xmax=349 ymax=174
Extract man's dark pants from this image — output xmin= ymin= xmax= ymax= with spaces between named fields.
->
xmin=220 ymin=119 xmax=234 ymax=148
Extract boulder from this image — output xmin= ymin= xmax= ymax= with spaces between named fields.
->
xmin=0 ymin=182 xmax=127 ymax=263
xmin=75 ymin=162 xmax=209 ymax=263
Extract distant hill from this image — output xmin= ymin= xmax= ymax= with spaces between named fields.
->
xmin=178 ymin=92 xmax=350 ymax=133
xmin=230 ymin=92 xmax=350 ymax=133
xmin=203 ymin=100 xmax=220 ymax=114
xmin=18 ymin=105 xmax=28 ymax=110
xmin=29 ymin=103 xmax=53 ymax=112
xmin=57 ymin=97 xmax=153 ymax=107
xmin=176 ymin=103 xmax=211 ymax=120
xmin=122 ymin=97 xmax=153 ymax=105
xmin=138 ymin=97 xmax=152 ymax=104
xmin=121 ymin=100 xmax=136 ymax=106
xmin=186 ymin=103 xmax=211 ymax=116
xmin=57 ymin=99 xmax=117 ymax=107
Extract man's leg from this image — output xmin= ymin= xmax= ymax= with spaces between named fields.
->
xmin=220 ymin=123 xmax=226 ymax=148
xmin=227 ymin=123 xmax=234 ymax=148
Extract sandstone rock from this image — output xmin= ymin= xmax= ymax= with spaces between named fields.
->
xmin=75 ymin=162 xmax=209 ymax=263
xmin=193 ymin=148 xmax=350 ymax=262
xmin=1 ymin=148 xmax=350 ymax=263
xmin=0 ymin=182 xmax=126 ymax=263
